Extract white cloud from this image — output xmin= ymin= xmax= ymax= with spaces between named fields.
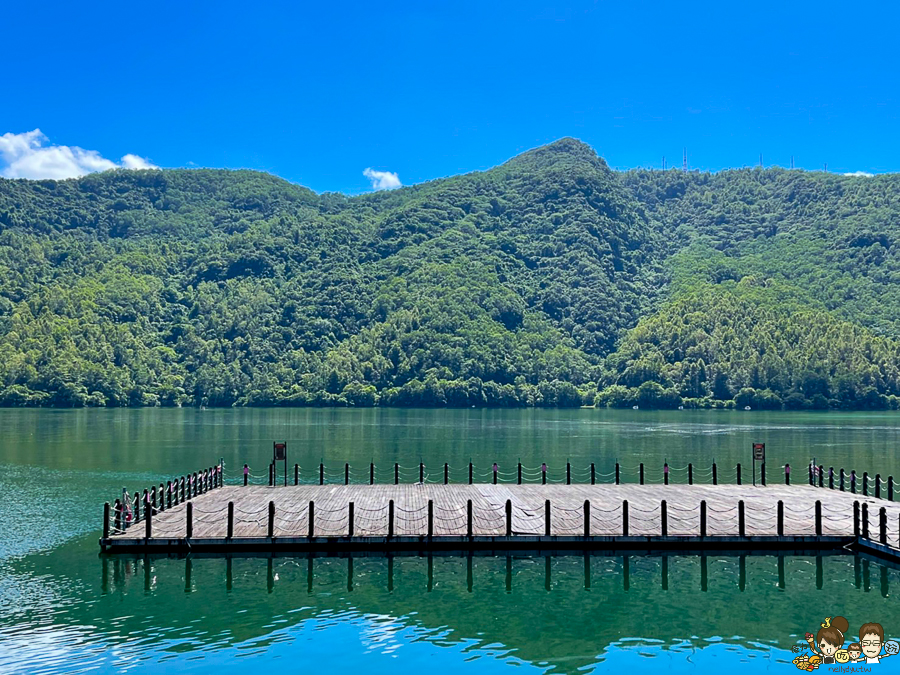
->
xmin=0 ymin=129 xmax=157 ymax=180
xmin=363 ymin=167 xmax=401 ymax=190
xmin=844 ymin=170 xmax=874 ymax=177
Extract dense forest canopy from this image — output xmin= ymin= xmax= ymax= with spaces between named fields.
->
xmin=2 ymin=138 xmax=900 ymax=410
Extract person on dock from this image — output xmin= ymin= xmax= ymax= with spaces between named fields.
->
xmin=805 ymin=616 xmax=849 ymax=665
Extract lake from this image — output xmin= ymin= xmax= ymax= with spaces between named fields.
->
xmin=1 ymin=408 xmax=899 ymax=673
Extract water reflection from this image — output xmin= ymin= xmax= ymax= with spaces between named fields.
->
xmin=98 ymin=549 xmax=889 ymax=599
xmin=5 ymin=540 xmax=900 ymax=674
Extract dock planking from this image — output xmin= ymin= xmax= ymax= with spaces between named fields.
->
xmin=104 ymin=483 xmax=900 ymax=551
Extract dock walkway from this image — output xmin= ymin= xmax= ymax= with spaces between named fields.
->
xmin=101 ymin=483 xmax=900 ymax=554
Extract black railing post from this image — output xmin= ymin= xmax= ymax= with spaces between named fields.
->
xmin=762 ymin=462 xmax=767 ymax=486
xmin=186 ymin=501 xmax=193 ymax=539
xmin=661 ymin=499 xmax=668 ymax=536
xmin=590 ymin=462 xmax=595 ymax=485
xmin=493 ymin=463 xmax=498 ymax=485
xmin=840 ymin=468 xmax=846 ymax=491
xmin=777 ymin=501 xmax=784 ymax=536
xmin=428 ymin=500 xmax=434 ymax=539
xmin=167 ymin=481 xmax=172 ymax=509
xmin=664 ymin=462 xmax=669 ymax=486
xmin=243 ymin=464 xmax=248 ymax=487
xmin=700 ymin=500 xmax=707 ymax=537
xmin=268 ymin=501 xmax=275 ymax=538
xmin=566 ymin=462 xmax=571 ymax=485
xmin=688 ymin=463 xmax=693 ymax=485
xmin=622 ymin=500 xmax=629 ymax=536
xmin=388 ymin=500 xmax=395 ymax=538
xmin=545 ymin=500 xmax=551 ymax=537
xmin=103 ymin=502 xmax=110 ymax=541
xmin=736 ymin=463 xmax=742 ymax=485
xmin=863 ymin=471 xmax=869 ymax=496
xmin=294 ymin=464 xmax=299 ymax=485
xmin=815 ymin=500 xmax=822 ymax=537
xmin=506 ymin=500 xmax=512 ymax=537
xmin=862 ymin=503 xmax=870 ymax=539
xmin=468 ymin=462 xmax=473 ymax=485
xmin=875 ymin=474 xmax=882 ymax=499
xmin=444 ymin=463 xmax=449 ymax=485
xmin=785 ymin=464 xmax=791 ymax=485
xmin=319 ymin=463 xmax=324 ymax=486
xmin=853 ymin=500 xmax=860 ymax=536
xmin=370 ymin=462 xmax=375 ymax=485
xmin=467 ymin=500 xmax=473 ymax=538
xmin=394 ymin=463 xmax=399 ymax=485
xmin=419 ymin=462 xmax=424 ymax=483
xmin=348 ymin=502 xmax=355 ymax=537
xmin=308 ymin=501 xmax=315 ymax=539
xmin=738 ymin=500 xmax=745 ymax=537
xmin=851 ymin=471 xmax=857 ymax=494
xmin=227 ymin=502 xmax=234 ymax=539
xmin=880 ymin=507 xmax=887 ymax=545
xmin=615 ymin=461 xmax=620 ymax=485
xmin=345 ymin=463 xmax=350 ymax=486
xmin=541 ymin=463 xmax=547 ymax=485
xmin=829 ymin=467 xmax=834 ymax=489
xmin=584 ymin=500 xmax=590 ymax=537
xmin=818 ymin=465 xmax=824 ymax=488
xmin=889 ymin=476 xmax=895 ymax=502
xmin=712 ymin=462 xmax=717 ymax=485
xmin=518 ymin=462 xmax=522 ymax=485
xmin=639 ymin=463 xmax=644 ymax=485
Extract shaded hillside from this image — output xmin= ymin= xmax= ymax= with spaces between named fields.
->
xmin=1 ymin=139 xmax=899 ymax=409
xmin=598 ymin=277 xmax=900 ymax=410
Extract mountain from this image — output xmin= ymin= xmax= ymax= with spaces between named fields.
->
xmin=1 ymin=138 xmax=899 ymax=409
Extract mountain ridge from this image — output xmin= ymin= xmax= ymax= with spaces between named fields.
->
xmin=1 ymin=139 xmax=899 ymax=409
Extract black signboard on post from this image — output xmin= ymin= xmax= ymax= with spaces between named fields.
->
xmin=752 ymin=442 xmax=765 ymax=486
xmin=274 ymin=442 xmax=287 ymax=487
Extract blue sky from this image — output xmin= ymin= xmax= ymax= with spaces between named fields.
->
xmin=2 ymin=1 xmax=898 ymax=192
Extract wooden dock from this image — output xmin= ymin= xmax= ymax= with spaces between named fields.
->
xmin=100 ymin=482 xmax=900 ymax=555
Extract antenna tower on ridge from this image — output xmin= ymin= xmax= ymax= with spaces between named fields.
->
xmin=682 ymin=148 xmax=687 ymax=172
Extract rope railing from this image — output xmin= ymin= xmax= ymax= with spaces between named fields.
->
xmin=806 ymin=461 xmax=896 ymax=504
xmin=229 ymin=459 xmax=874 ymax=488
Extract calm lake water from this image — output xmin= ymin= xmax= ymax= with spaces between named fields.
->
xmin=2 ymin=408 xmax=899 ymax=673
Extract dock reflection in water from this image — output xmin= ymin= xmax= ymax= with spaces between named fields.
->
xmin=100 ymin=549 xmax=895 ymax=599
xmin=5 ymin=537 xmax=900 ymax=674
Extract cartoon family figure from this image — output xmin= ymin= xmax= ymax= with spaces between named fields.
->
xmin=792 ymin=617 xmax=899 ymax=669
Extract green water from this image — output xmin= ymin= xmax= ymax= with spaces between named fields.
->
xmin=2 ymin=408 xmax=900 ymax=673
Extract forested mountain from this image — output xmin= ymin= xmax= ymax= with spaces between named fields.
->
xmin=1 ymin=138 xmax=899 ymax=409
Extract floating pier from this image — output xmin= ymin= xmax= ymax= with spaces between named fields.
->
xmin=99 ymin=459 xmax=900 ymax=558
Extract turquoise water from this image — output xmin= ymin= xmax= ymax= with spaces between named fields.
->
xmin=2 ymin=408 xmax=899 ymax=673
